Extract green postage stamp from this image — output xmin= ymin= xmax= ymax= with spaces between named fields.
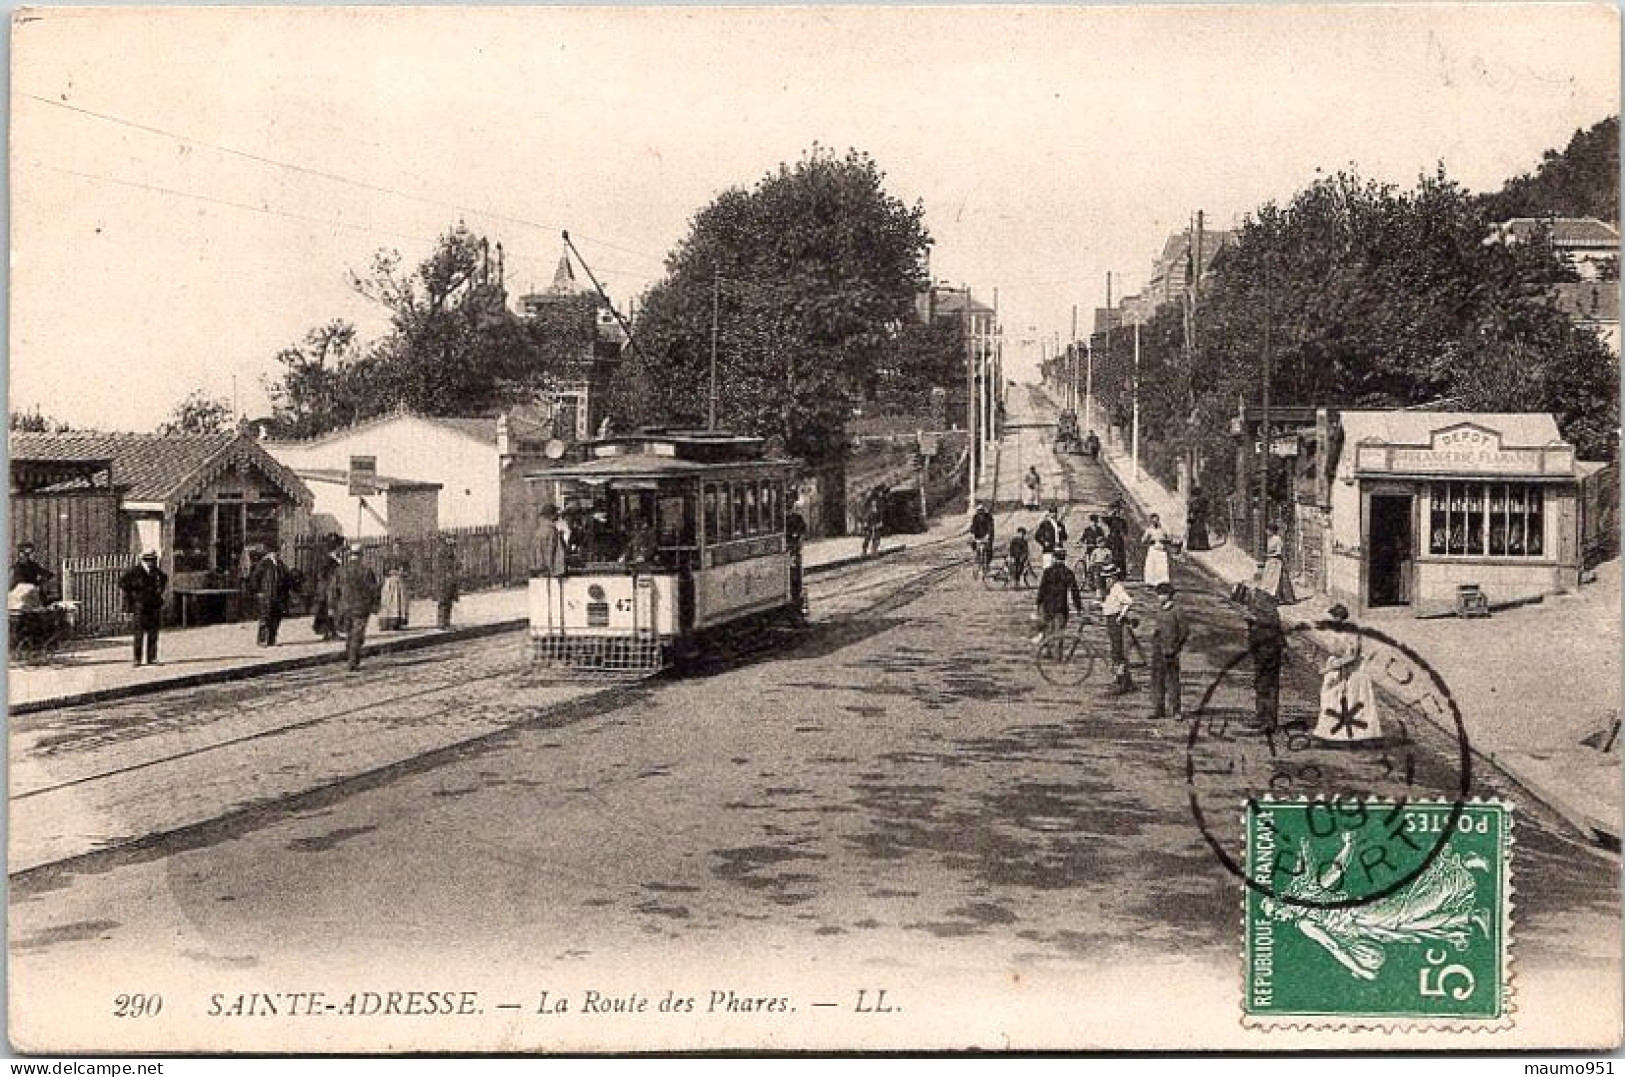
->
xmin=1244 ymin=798 xmax=1513 ymax=1029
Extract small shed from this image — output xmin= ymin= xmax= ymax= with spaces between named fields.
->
xmin=9 ymin=431 xmax=313 ymax=619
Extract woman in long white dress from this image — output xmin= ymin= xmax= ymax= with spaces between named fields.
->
xmin=1314 ymin=604 xmax=1382 ymax=744
xmin=377 ymin=541 xmax=412 ymax=631
xmin=1141 ymin=513 xmax=1171 ymax=588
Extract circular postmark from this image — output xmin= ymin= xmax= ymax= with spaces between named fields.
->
xmin=1186 ymin=606 xmax=1472 ymax=910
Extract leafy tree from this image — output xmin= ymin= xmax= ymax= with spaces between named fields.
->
xmin=1112 ymin=164 xmax=1618 ymax=505
xmin=158 ymin=389 xmax=235 ymax=435
xmin=1482 ymin=115 xmax=1619 ymax=223
xmin=264 ymin=225 xmax=601 ymax=436
xmin=8 ymin=407 xmax=70 ymax=433
xmin=624 ymin=148 xmax=933 ymax=462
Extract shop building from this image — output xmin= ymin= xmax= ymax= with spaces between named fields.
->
xmin=1328 ymin=411 xmax=1584 ymax=614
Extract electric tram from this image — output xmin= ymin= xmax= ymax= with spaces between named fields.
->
xmin=524 ymin=430 xmax=800 ymax=677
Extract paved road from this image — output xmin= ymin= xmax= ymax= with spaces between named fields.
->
xmin=11 ymin=452 xmax=1619 ymax=1051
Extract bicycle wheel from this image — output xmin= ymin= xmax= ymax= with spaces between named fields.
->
xmin=1035 ymin=631 xmax=1097 ymax=686
xmin=982 ymin=563 xmax=1008 ymax=590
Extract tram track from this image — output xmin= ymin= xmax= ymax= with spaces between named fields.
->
xmin=10 ymin=528 xmax=982 ymax=878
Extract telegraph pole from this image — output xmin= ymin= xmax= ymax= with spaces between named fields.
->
xmin=708 ymin=270 xmax=720 ymax=431
xmin=964 ymin=288 xmax=977 ymax=509
xmin=1132 ymin=320 xmax=1142 ymax=483
xmin=1070 ymin=305 xmax=1079 ymax=413
xmin=1258 ymin=268 xmax=1273 ymax=561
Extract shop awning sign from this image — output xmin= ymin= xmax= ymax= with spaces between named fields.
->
xmin=1353 ymin=422 xmax=1576 ymax=478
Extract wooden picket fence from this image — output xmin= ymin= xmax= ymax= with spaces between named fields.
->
xmin=60 ymin=553 xmax=133 ymax=636
xmin=291 ymin=525 xmax=525 ymax=602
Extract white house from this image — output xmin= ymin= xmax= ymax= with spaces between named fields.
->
xmin=264 ymin=410 xmax=561 ymax=545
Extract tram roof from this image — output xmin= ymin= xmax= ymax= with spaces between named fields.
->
xmin=525 ymin=454 xmax=794 ymax=483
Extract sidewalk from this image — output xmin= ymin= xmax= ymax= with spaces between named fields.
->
xmin=1096 ymin=438 xmax=1622 ymax=847
xmin=7 ymin=534 xmax=905 ymax=715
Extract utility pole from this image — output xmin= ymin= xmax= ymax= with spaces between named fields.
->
xmin=708 ymin=270 xmax=720 ymax=431
xmin=1132 ymin=320 xmax=1142 ymax=484
xmin=1191 ymin=209 xmax=1205 ymax=492
xmin=1070 ymin=304 xmax=1079 ymax=413
xmin=964 ymin=288 xmax=977 ymax=509
xmin=1084 ymin=337 xmax=1095 ymax=436
xmin=1258 ymin=267 xmax=1272 ymax=562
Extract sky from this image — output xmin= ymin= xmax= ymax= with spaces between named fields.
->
xmin=10 ymin=4 xmax=1619 ymax=431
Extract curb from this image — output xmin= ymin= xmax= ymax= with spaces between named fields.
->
xmin=1092 ymin=445 xmax=1618 ymax=849
xmin=11 ymin=618 xmax=527 ymax=716
xmin=16 ymin=548 xmax=911 ymax=714
xmin=805 ymin=544 xmax=907 ymax=575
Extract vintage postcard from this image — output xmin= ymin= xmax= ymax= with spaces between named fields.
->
xmin=8 ymin=3 xmax=1621 ymax=1054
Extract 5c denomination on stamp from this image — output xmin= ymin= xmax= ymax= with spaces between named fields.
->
xmin=1245 ymin=798 xmax=1513 ymax=1029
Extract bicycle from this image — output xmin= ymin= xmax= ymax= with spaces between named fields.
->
xmin=983 ymin=554 xmax=1039 ymax=591
xmin=969 ymin=536 xmax=995 ymax=579
xmin=1032 ymin=608 xmax=1102 ymax=686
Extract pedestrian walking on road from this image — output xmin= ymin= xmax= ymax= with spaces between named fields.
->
xmin=1034 ymin=546 xmax=1085 ymax=643
xmin=1185 ymin=485 xmax=1211 ymax=552
xmin=1142 ymin=513 xmax=1172 ymax=589
xmin=1314 ymin=604 xmax=1383 ymax=745
xmin=118 ymin=550 xmax=168 ymax=667
xmin=1033 ymin=506 xmax=1067 ymax=556
xmin=1147 ymin=582 xmax=1188 ymax=720
xmin=250 ymin=547 xmax=293 ymax=646
xmin=1100 ymin=564 xmax=1136 ymax=696
xmin=378 ymin=540 xmax=412 ymax=631
xmin=432 ymin=535 xmax=460 ymax=629
xmin=531 ymin=504 xmax=569 ymax=577
xmin=1085 ymin=430 xmax=1101 ymax=461
xmin=785 ymin=495 xmax=807 ymax=612
xmin=1008 ymin=527 xmax=1032 ymax=588
xmin=1023 ymin=466 xmax=1044 ymax=511
xmin=310 ymin=535 xmax=343 ymax=641
xmin=1243 ymin=585 xmax=1285 ymax=729
xmin=1103 ymin=505 xmax=1130 ymax=582
xmin=332 ymin=543 xmax=381 ymax=672
xmin=862 ymin=486 xmax=886 ymax=558
xmin=1257 ymin=523 xmax=1297 ymax=604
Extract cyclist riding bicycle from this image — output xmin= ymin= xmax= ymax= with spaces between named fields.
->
xmin=969 ymin=502 xmax=996 ymax=574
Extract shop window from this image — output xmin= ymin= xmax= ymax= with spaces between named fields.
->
xmin=173 ymin=504 xmax=212 ymax=573
xmin=1429 ymin=482 xmax=1545 ymax=558
xmin=246 ymin=501 xmax=280 ymax=558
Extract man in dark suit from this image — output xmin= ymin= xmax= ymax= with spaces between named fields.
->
xmin=250 ymin=547 xmax=293 ymax=646
xmin=331 ymin=543 xmax=381 ymax=672
xmin=118 ymin=550 xmax=168 ymax=666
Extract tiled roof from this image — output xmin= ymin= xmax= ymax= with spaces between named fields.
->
xmin=1551 ymin=281 xmax=1621 ymax=322
xmin=1497 ymin=217 xmax=1620 ymax=247
xmin=9 ymin=431 xmax=312 ymax=507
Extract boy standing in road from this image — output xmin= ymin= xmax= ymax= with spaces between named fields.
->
xmin=1100 ymin=563 xmax=1135 ymax=696
xmin=1008 ymin=527 xmax=1032 ymax=588
xmin=1147 ymin=582 xmax=1188 ymax=720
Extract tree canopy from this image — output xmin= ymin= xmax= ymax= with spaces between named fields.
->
xmin=158 ymin=389 xmax=236 ymax=436
xmin=1481 ymin=115 xmax=1619 ymax=223
xmin=264 ymin=224 xmax=599 ymax=437
xmin=622 ymin=148 xmax=935 ymax=462
xmin=1088 ymin=166 xmax=1617 ymax=501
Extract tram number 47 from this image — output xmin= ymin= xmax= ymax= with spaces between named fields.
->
xmin=1419 ymin=948 xmax=1475 ymax=1000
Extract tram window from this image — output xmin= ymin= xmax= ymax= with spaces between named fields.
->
xmin=745 ymin=484 xmax=759 ymax=535
xmin=704 ymin=485 xmax=719 ymax=544
xmin=764 ymin=481 xmax=780 ymax=532
xmin=657 ymin=495 xmax=694 ymax=547
xmin=732 ymin=484 xmax=747 ymax=539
